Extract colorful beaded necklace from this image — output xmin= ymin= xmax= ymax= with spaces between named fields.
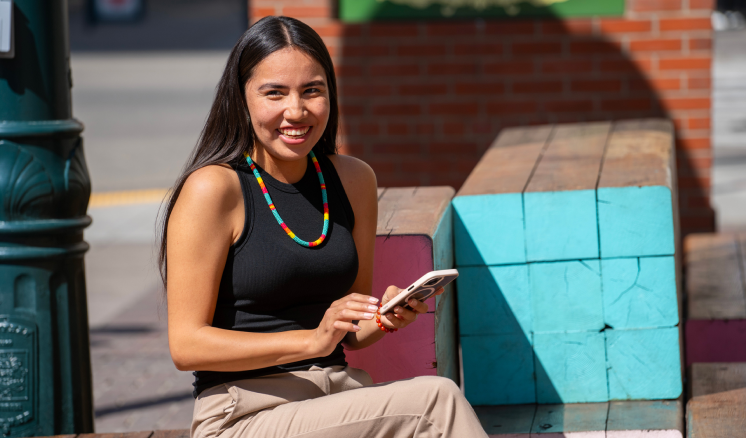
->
xmin=244 ymin=151 xmax=329 ymax=248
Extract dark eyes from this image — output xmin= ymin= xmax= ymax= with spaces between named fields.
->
xmin=265 ymin=88 xmax=322 ymax=96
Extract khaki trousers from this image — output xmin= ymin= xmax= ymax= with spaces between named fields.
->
xmin=191 ymin=365 xmax=488 ymax=438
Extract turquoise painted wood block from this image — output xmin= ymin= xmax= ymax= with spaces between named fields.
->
xmin=602 ymin=256 xmax=679 ymax=330
xmin=524 ymin=190 xmax=599 ymax=262
xmin=531 ymin=260 xmax=604 ymax=332
xmin=534 ymin=331 xmax=608 ymax=403
xmin=461 ymin=334 xmax=536 ymax=405
xmin=457 ymin=265 xmax=532 ymax=337
xmin=598 ymin=186 xmax=675 ymax=258
xmin=606 ymin=327 xmax=682 ymax=400
xmin=453 ymin=194 xmax=526 ymax=266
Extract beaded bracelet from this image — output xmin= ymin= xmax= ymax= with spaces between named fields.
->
xmin=375 ymin=302 xmax=398 ymax=333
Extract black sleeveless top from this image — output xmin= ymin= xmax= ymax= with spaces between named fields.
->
xmin=192 ymin=153 xmax=359 ymax=397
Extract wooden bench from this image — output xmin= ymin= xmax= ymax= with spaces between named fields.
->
xmin=345 ymin=186 xmax=458 ymax=384
xmin=687 ymin=363 xmax=746 ymax=437
xmin=684 ymin=233 xmax=746 ymax=364
xmin=475 ymin=399 xmax=684 ymax=437
xmin=454 ymin=119 xmax=683 ymax=405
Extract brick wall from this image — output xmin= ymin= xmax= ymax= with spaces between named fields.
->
xmin=250 ymin=0 xmax=715 ymax=236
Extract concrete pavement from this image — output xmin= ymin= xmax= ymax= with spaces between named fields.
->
xmin=712 ymin=29 xmax=746 ymax=232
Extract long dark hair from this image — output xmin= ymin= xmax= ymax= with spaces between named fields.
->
xmin=157 ymin=16 xmax=339 ymax=289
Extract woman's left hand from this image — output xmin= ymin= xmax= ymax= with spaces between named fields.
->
xmin=379 ymin=285 xmax=445 ymax=330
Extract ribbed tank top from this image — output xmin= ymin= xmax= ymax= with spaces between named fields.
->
xmin=192 ymin=152 xmax=359 ymax=397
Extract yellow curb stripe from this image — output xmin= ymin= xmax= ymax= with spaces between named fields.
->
xmin=89 ymin=189 xmax=171 ymax=208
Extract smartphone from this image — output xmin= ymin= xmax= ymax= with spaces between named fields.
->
xmin=379 ymin=269 xmax=459 ymax=316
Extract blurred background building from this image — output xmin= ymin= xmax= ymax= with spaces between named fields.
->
xmin=68 ymin=0 xmax=746 ymax=433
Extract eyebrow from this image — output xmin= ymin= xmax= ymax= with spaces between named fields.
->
xmin=257 ymin=80 xmax=326 ymax=91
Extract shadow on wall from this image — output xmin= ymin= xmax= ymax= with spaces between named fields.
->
xmin=334 ymin=15 xmax=712 ymax=235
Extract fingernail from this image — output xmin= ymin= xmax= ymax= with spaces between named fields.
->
xmin=409 ymin=299 xmax=417 ymax=306
xmin=363 ymin=313 xmax=374 ymax=319
xmin=394 ymin=307 xmax=401 ymax=313
xmin=369 ymin=297 xmax=379 ymax=304
xmin=386 ymin=313 xmax=394 ymax=319
xmin=353 ymin=325 xmax=360 ymax=331
xmin=367 ymin=305 xmax=377 ymax=312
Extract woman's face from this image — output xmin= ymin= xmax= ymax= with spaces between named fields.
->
xmin=245 ymin=47 xmax=330 ymax=162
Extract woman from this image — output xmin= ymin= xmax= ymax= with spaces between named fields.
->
xmin=161 ymin=15 xmax=487 ymax=438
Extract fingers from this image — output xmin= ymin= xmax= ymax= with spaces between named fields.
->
xmin=434 ymin=287 xmax=445 ymax=296
xmin=383 ymin=285 xmax=403 ymax=303
xmin=407 ymin=298 xmax=429 ymax=314
xmin=333 ymin=320 xmax=361 ymax=332
xmin=343 ymin=293 xmax=379 ymax=305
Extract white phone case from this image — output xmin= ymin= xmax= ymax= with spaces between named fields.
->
xmin=379 ymin=269 xmax=459 ymax=316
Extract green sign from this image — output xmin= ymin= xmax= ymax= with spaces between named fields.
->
xmin=339 ymin=0 xmax=625 ymax=22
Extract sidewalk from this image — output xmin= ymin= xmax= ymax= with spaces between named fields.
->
xmin=86 ymin=202 xmax=194 ymax=432
xmin=712 ymin=29 xmax=746 ymax=232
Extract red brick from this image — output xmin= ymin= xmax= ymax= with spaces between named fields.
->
xmin=512 ymin=42 xmax=563 ymax=56
xmin=659 ymin=57 xmax=711 ymax=71
xmin=454 ymin=43 xmax=503 ymax=56
xmin=688 ymin=117 xmax=710 ymax=129
xmin=341 ymin=84 xmax=393 ymax=97
xmin=399 ymin=159 xmax=452 ymax=174
xmin=369 ymin=64 xmax=420 ymax=76
xmin=599 ymin=19 xmax=652 ymax=33
xmin=416 ymin=123 xmax=435 ymax=135
xmin=571 ymin=79 xmax=622 ymax=92
xmin=339 ymin=142 xmax=363 ymax=155
xmin=374 ymin=142 xmax=421 ymax=154
xmin=688 ymin=76 xmax=711 ymax=89
xmin=662 ymin=97 xmax=710 ymax=110
xmin=680 ymin=216 xmax=715 ymax=233
xmin=398 ymin=83 xmax=448 ymax=96
xmin=426 ymin=22 xmax=478 ymax=36
xmin=629 ymin=38 xmax=682 ymax=52
xmin=369 ymin=23 xmax=419 ymax=37
xmin=358 ymin=123 xmax=380 ymax=135
xmin=335 ymin=65 xmax=363 ymax=77
xmin=540 ymin=20 xmax=594 ymax=35
xmin=628 ymin=0 xmax=681 ymax=11
xmin=427 ymin=63 xmax=477 ymax=75
xmin=686 ymin=195 xmax=712 ymax=209
xmin=443 ymin=123 xmax=465 ymax=135
xmin=397 ymin=44 xmax=446 ymax=57
xmin=372 ymin=104 xmax=421 ymax=116
xmin=544 ymin=100 xmax=594 ymax=112
xmin=659 ymin=18 xmax=711 ymax=31
xmin=513 ymin=80 xmax=562 ymax=94
xmin=484 ymin=61 xmax=534 ymax=75
xmin=599 ymin=57 xmax=652 ymax=73
xmin=486 ymin=21 xmax=536 ymax=35
xmin=601 ymin=98 xmax=652 ymax=111
xmin=472 ymin=122 xmax=493 ymax=134
xmin=339 ymin=104 xmax=364 ymax=115
xmin=678 ymin=176 xmax=710 ymax=189
xmin=429 ymin=103 xmax=479 ymax=115
xmin=676 ymin=137 xmax=711 ymax=150
xmin=387 ymin=123 xmax=408 ymax=136
xmin=252 ymin=7 xmax=275 ymax=18
xmin=380 ymin=175 xmax=423 ymax=187
xmin=315 ymin=23 xmax=345 ymax=37
xmin=342 ymin=45 xmax=389 ymax=57
xmin=631 ymin=77 xmax=681 ymax=90
xmin=690 ymin=0 xmax=715 ymax=9
xmin=455 ymin=82 xmax=505 ymax=95
xmin=570 ymin=41 xmax=620 ymax=54
xmin=430 ymin=142 xmax=479 ymax=154
xmin=365 ymin=159 xmax=396 ymax=174
xmin=689 ymin=38 xmax=712 ymax=51
xmin=486 ymin=101 xmax=538 ymax=114
xmin=282 ymin=6 xmax=330 ymax=18
xmin=541 ymin=59 xmax=593 ymax=73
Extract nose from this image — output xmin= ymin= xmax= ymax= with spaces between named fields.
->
xmin=284 ymin=92 xmax=306 ymax=122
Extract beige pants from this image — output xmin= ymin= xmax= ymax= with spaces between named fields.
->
xmin=191 ymin=365 xmax=488 ymax=438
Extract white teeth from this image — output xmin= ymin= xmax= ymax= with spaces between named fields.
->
xmin=280 ymin=127 xmax=309 ymax=137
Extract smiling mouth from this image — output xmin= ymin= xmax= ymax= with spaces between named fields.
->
xmin=279 ymin=126 xmax=311 ymax=138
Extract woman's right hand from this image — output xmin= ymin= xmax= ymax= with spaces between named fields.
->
xmin=311 ymin=293 xmax=380 ymax=357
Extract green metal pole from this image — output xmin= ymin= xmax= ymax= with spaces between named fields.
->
xmin=0 ymin=0 xmax=94 ymax=436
